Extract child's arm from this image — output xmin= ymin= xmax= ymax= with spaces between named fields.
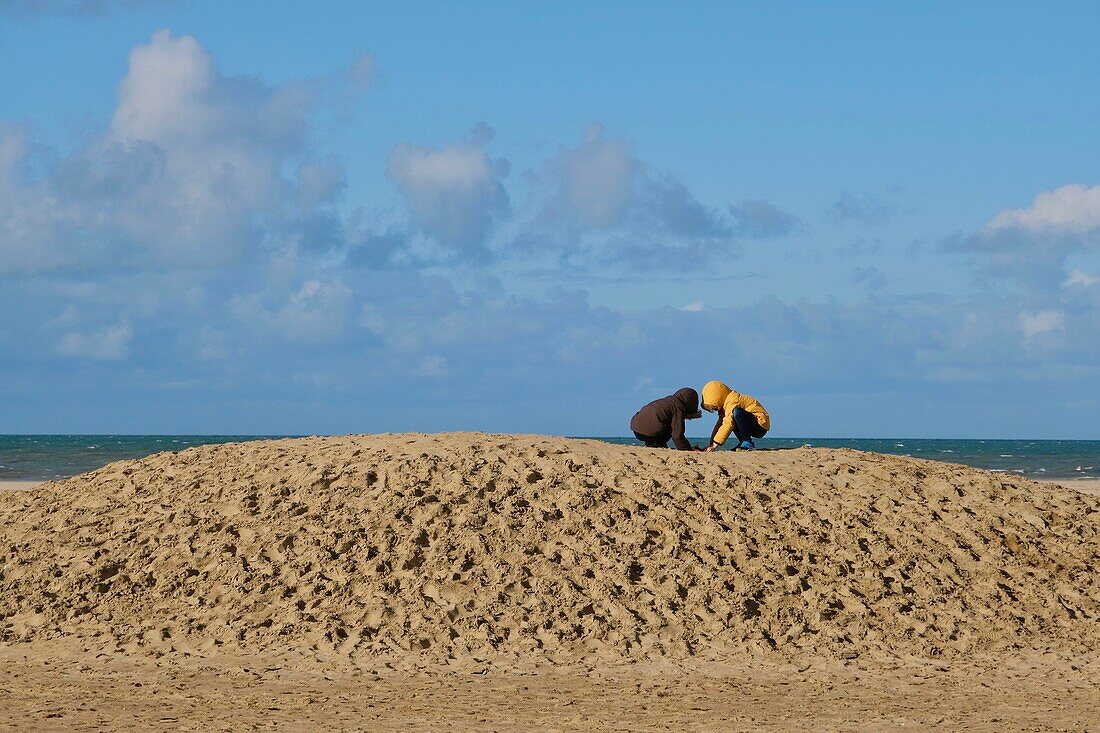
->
xmin=670 ymin=406 xmax=691 ymax=450
xmin=712 ymin=411 xmax=735 ymax=446
xmin=704 ymin=414 xmax=728 ymax=450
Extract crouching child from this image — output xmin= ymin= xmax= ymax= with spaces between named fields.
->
xmin=701 ymin=380 xmax=770 ymax=451
xmin=630 ymin=387 xmax=703 ymax=450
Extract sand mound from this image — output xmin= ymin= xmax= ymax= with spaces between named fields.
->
xmin=1 ymin=433 xmax=1097 ymax=666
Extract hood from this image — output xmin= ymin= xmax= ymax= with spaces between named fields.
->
xmin=701 ymin=381 xmax=731 ymax=411
xmin=673 ymin=387 xmax=701 ymax=418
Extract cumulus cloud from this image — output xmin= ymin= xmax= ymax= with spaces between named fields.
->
xmin=343 ymin=278 xmax=1098 ymax=435
xmin=838 ymin=237 xmax=882 ymax=257
xmin=386 ymin=123 xmax=511 ymax=259
xmin=944 ymin=183 xmax=1100 ymax=291
xmin=1065 ymin=269 xmax=1099 ymax=288
xmin=230 ymin=278 xmax=353 ymax=343
xmin=1019 ymin=309 xmax=1066 ymax=339
xmin=728 ymin=199 xmax=803 ymax=239
xmin=0 ymin=30 xmax=367 ymax=274
xmin=274 ymin=279 xmax=353 ymax=341
xmin=0 ymin=123 xmax=25 ymax=181
xmin=520 ymin=124 xmax=733 ymax=269
xmin=0 ymin=124 xmax=58 ymax=272
xmin=107 ymin=30 xmax=314 ymax=263
xmin=343 ymin=226 xmax=410 ymax=268
xmin=850 ymin=266 xmax=887 ymax=292
xmin=638 ymin=176 xmax=731 ymax=239
xmin=986 ymin=184 xmax=1100 ymax=235
xmin=828 ymin=191 xmax=893 ymax=225
xmin=295 ymin=161 xmax=346 ymax=209
xmin=56 ymin=321 xmax=133 ymax=360
xmin=4 ymin=33 xmax=1095 ymax=436
xmin=539 ymin=124 xmax=728 ymax=240
xmin=346 ymin=52 xmax=377 ymax=93
xmin=3 ymin=251 xmax=1098 ymax=434
xmin=555 ymin=123 xmax=637 ymax=230
xmin=417 ymin=355 xmax=448 ymax=378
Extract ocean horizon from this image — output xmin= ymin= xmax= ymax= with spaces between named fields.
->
xmin=1 ymin=434 xmax=1096 ymax=482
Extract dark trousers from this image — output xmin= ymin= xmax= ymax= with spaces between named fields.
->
xmin=732 ymin=407 xmax=767 ymax=443
xmin=633 ymin=429 xmax=670 ymax=448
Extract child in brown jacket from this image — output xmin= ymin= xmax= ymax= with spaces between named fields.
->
xmin=629 ymin=387 xmax=703 ymax=450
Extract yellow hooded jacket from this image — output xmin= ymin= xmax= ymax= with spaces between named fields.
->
xmin=702 ymin=380 xmax=770 ymax=445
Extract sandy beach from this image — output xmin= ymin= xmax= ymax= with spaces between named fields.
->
xmin=0 ymin=481 xmax=39 ymax=491
xmin=1041 ymin=477 xmax=1100 ymax=497
xmin=0 ymin=434 xmax=1097 ymax=730
xmin=0 ymin=644 xmax=1094 ymax=731
xmin=4 ymin=477 xmax=1098 ymax=494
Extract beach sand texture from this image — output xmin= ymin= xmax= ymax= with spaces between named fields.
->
xmin=1 ymin=433 xmax=1097 ymax=730
xmin=1049 ymin=477 xmax=1100 ymax=497
xmin=0 ymin=481 xmax=40 ymax=491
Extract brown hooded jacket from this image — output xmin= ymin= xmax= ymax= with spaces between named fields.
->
xmin=629 ymin=387 xmax=702 ymax=450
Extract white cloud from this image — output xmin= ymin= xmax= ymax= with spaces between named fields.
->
xmin=543 ymin=124 xmax=727 ymax=240
xmin=104 ymin=29 xmax=312 ymax=265
xmin=678 ymin=301 xmax=705 ymax=312
xmin=728 ymin=199 xmax=803 ymax=239
xmin=828 ymin=191 xmax=893 ymax=225
xmin=228 ymin=278 xmax=353 ymax=343
xmin=944 ymin=184 xmax=1100 ymax=291
xmin=42 ymin=305 xmax=81 ymax=330
xmin=1064 ymin=269 xmax=1099 ymax=288
xmin=4 ymin=253 xmax=1098 ymax=435
xmin=386 ymin=123 xmax=510 ymax=257
xmin=359 ymin=304 xmax=386 ymax=334
xmin=851 ymin=266 xmax=887 ymax=292
xmin=520 ymin=124 xmax=733 ymax=269
xmin=346 ymin=52 xmax=376 ymax=93
xmin=273 ymin=279 xmax=353 ymax=341
xmin=417 ymin=355 xmax=448 ymax=378
xmin=558 ymin=123 xmax=637 ymax=229
xmin=296 ymin=161 xmax=346 ymax=208
xmin=1019 ymin=310 xmax=1065 ymax=339
xmin=0 ymin=30 xmax=360 ymax=274
xmin=987 ymin=184 xmax=1100 ymax=235
xmin=0 ymin=123 xmax=71 ymax=272
xmin=111 ymin=31 xmax=217 ymax=144
xmin=196 ymin=326 xmax=228 ymax=361
xmin=0 ymin=123 xmax=25 ymax=187
xmin=56 ymin=321 xmax=133 ymax=360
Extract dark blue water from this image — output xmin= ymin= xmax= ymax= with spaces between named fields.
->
xmin=1 ymin=435 xmax=1097 ymax=481
xmin=0 ymin=435 xmax=290 ymax=481
xmin=595 ymin=437 xmax=1099 ymax=480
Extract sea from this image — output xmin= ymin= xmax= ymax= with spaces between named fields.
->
xmin=0 ymin=435 xmax=1097 ymax=482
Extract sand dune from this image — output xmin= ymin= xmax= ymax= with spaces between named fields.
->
xmin=1 ymin=433 xmax=1097 ymax=672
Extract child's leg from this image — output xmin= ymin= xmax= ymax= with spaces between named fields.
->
xmin=633 ymin=430 xmax=668 ymax=448
xmin=732 ymin=408 xmax=757 ymax=443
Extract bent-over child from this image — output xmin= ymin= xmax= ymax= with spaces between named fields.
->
xmin=700 ymin=380 xmax=770 ymax=451
xmin=630 ymin=387 xmax=703 ymax=450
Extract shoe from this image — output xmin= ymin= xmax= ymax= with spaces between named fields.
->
xmin=737 ymin=440 xmax=755 ymax=451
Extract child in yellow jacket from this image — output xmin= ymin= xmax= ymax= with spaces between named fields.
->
xmin=700 ymin=380 xmax=770 ymax=451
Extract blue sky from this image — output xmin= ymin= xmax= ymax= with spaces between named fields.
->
xmin=1 ymin=1 xmax=1098 ymax=438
